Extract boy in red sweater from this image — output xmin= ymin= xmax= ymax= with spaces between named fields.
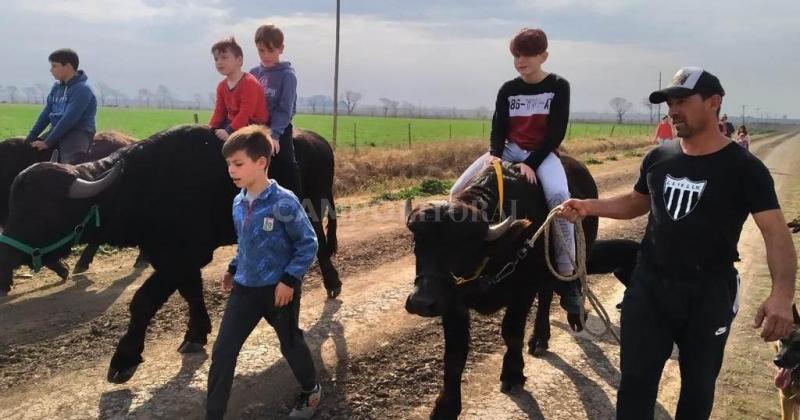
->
xmin=208 ymin=37 xmax=269 ymax=142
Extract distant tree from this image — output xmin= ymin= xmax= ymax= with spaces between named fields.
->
xmin=641 ymin=97 xmax=655 ymax=124
xmin=379 ymin=97 xmax=392 ymax=116
xmin=193 ymin=93 xmax=205 ymax=109
xmin=138 ymin=88 xmax=152 ymax=107
xmin=23 ymin=86 xmax=38 ymax=103
xmin=475 ymin=105 xmax=490 ymax=119
xmin=110 ymin=89 xmax=127 ymax=107
xmin=156 ymin=85 xmax=174 ymax=108
xmin=609 ymin=97 xmax=633 ymax=124
xmin=5 ymin=86 xmax=18 ymax=103
xmin=344 ymin=91 xmax=362 ymax=115
xmin=35 ymin=83 xmax=49 ymax=104
xmin=96 ymin=82 xmax=112 ymax=106
xmin=308 ymin=95 xmax=328 ymax=114
xmin=401 ymin=101 xmax=415 ymax=117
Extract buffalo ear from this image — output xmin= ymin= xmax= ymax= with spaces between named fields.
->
xmin=793 ymin=303 xmax=800 ymax=326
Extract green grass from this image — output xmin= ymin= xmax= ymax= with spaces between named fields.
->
xmin=1 ymin=103 xmax=650 ymax=147
xmin=374 ymin=178 xmax=453 ymax=202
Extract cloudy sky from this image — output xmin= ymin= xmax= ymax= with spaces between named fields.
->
xmin=1 ymin=0 xmax=798 ymax=117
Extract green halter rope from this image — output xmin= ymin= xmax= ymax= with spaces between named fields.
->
xmin=0 ymin=205 xmax=100 ymax=272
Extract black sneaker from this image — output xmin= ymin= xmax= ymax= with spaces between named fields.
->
xmin=289 ymin=384 xmax=321 ymax=419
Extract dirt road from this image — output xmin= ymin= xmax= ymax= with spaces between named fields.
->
xmin=0 ymin=132 xmax=796 ymax=419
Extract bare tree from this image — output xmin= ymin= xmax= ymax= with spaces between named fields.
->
xmin=138 ymin=88 xmax=152 ymax=107
xmin=23 ymin=87 xmax=39 ymax=103
xmin=641 ymin=98 xmax=655 ymax=124
xmin=401 ymin=101 xmax=415 ymax=117
xmin=379 ymin=97 xmax=392 ymax=116
xmin=110 ymin=89 xmax=127 ymax=107
xmin=475 ymin=105 xmax=490 ymax=119
xmin=307 ymin=97 xmax=317 ymax=114
xmin=193 ymin=93 xmax=205 ymax=109
xmin=96 ymin=82 xmax=112 ymax=106
xmin=5 ymin=86 xmax=18 ymax=103
xmin=156 ymin=85 xmax=173 ymax=108
xmin=343 ymin=91 xmax=362 ymax=115
xmin=609 ymin=97 xmax=633 ymax=124
xmin=35 ymin=83 xmax=50 ymax=104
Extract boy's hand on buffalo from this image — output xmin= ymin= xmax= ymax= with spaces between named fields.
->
xmin=215 ymin=129 xmax=230 ymax=141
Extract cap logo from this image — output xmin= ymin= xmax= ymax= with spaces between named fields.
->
xmin=671 ymin=67 xmax=703 ymax=89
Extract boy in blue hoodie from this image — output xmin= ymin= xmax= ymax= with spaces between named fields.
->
xmin=207 ymin=125 xmax=320 ymax=420
xmin=26 ymin=48 xmax=97 ymax=164
xmin=250 ymin=23 xmax=302 ymax=196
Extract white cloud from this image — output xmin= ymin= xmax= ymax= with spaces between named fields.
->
xmin=2 ymin=2 xmax=798 ymax=117
xmin=21 ymin=0 xmax=228 ymax=23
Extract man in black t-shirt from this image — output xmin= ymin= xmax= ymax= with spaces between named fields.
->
xmin=559 ymin=67 xmax=797 ymax=420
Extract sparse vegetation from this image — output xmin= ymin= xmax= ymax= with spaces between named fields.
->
xmin=374 ymin=178 xmax=453 ymax=201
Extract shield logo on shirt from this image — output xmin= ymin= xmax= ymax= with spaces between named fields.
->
xmin=663 ymin=174 xmax=707 ymax=221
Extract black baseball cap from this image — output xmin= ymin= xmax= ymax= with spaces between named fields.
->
xmin=649 ymin=67 xmax=725 ymax=104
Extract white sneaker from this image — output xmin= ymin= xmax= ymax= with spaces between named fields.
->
xmin=289 ymin=383 xmax=321 ymax=419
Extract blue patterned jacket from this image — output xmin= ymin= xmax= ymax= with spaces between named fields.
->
xmin=228 ymin=180 xmax=317 ymax=288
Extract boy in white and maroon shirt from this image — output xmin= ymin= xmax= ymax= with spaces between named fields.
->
xmin=451 ymin=27 xmax=575 ymax=277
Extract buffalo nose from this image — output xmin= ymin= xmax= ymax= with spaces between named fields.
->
xmin=405 ymin=293 xmax=436 ymax=316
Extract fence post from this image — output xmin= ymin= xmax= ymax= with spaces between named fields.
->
xmin=449 ymin=124 xmax=452 ymax=140
xmin=482 ymin=123 xmax=485 ymax=139
xmin=353 ymin=122 xmax=357 ymax=153
xmin=408 ymin=123 xmax=412 ymax=149
xmin=610 ymin=125 xmax=615 ymax=137
xmin=567 ymin=122 xmax=572 ymax=139
xmin=193 ymin=113 xmax=199 ymax=124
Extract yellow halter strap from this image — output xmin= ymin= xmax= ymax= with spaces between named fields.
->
xmin=492 ymin=160 xmax=505 ymax=218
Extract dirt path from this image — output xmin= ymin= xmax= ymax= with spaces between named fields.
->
xmin=0 ymin=132 xmax=794 ymax=419
xmin=711 ymin=130 xmax=800 ymax=419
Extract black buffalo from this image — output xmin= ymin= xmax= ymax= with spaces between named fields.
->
xmin=405 ymin=157 xmax=610 ymax=419
xmin=0 ymin=124 xmax=339 ymax=383
xmin=0 ymin=132 xmax=147 ymax=274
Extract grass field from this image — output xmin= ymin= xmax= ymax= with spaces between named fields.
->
xmin=1 ymin=103 xmax=651 ymax=148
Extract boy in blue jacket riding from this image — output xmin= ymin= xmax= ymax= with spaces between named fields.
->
xmin=26 ymin=48 xmax=97 ymax=164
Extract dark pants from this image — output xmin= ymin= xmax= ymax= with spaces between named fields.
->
xmin=44 ymin=129 xmax=93 ymax=164
xmin=268 ymin=124 xmax=302 ymax=197
xmin=617 ymin=260 xmax=740 ymax=420
xmin=206 ymin=282 xmax=317 ymax=417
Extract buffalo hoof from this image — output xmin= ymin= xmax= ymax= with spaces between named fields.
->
xmin=327 ymin=287 xmax=341 ymax=299
xmin=528 ymin=339 xmax=549 ymax=357
xmin=133 ymin=256 xmax=149 ymax=269
xmin=500 ymin=380 xmax=525 ymax=394
xmin=72 ymin=262 xmax=90 ymax=275
xmin=430 ymin=405 xmax=459 ymax=420
xmin=107 ymin=364 xmax=140 ymax=384
xmin=177 ymin=341 xmax=205 ymax=354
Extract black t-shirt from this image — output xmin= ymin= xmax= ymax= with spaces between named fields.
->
xmin=634 ymin=141 xmax=779 ymax=271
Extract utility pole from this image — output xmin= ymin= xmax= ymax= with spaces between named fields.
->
xmin=332 ymin=0 xmax=341 ymax=148
xmin=657 ymin=71 xmax=662 ymax=119
xmin=741 ymin=104 xmax=746 ymax=126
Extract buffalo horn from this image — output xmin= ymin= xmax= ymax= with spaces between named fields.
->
xmin=485 ymin=215 xmax=515 ymax=241
xmin=68 ymin=164 xmax=123 ymax=199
